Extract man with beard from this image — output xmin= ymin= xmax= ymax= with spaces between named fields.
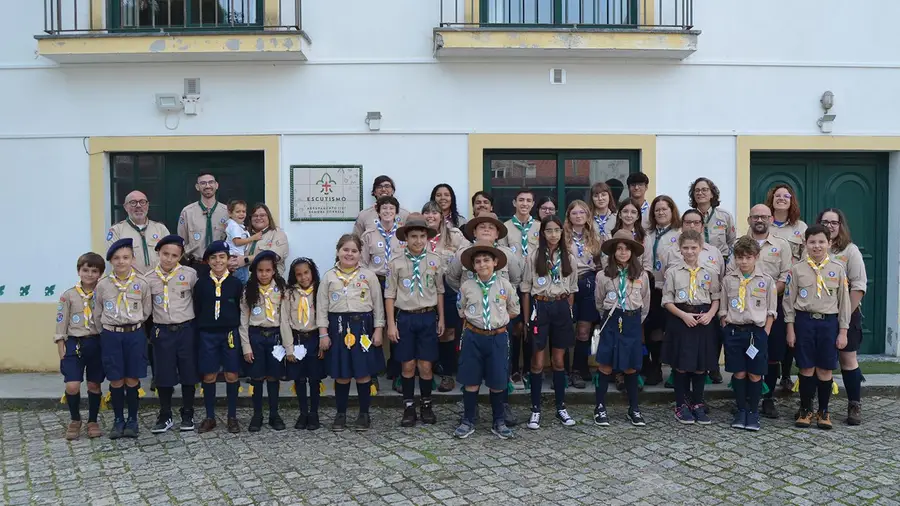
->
xmin=178 ymin=172 xmax=229 ymax=268
xmin=353 ymin=176 xmax=411 ymax=237
xmin=107 ymin=191 xmax=170 ymax=275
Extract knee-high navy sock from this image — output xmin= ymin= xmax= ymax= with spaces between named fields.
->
xmin=764 ymin=363 xmax=780 ymax=399
xmin=87 ymin=392 xmax=101 ymax=423
xmin=157 ymin=386 xmax=174 ymax=418
xmin=841 ymin=368 xmax=862 ymax=403
xmin=490 ymin=391 xmax=505 ymax=426
xmin=181 ymin=385 xmax=196 ymax=412
xmin=66 ymin=393 xmax=81 ymax=421
xmin=110 ymin=386 xmax=125 ymax=420
xmin=419 ymin=376 xmax=433 ymax=401
xmin=782 ymin=349 xmax=794 ymax=379
xmin=529 ymin=372 xmax=543 ymax=412
xmin=334 ymin=382 xmax=350 ymax=414
xmin=250 ymin=380 xmax=264 ymax=415
xmin=817 ymin=378 xmax=833 ymax=414
xmin=747 ymin=379 xmax=762 ymax=413
xmin=357 ymin=381 xmax=372 ymax=414
xmin=553 ymin=370 xmax=567 ymax=411
xmin=439 ymin=341 xmax=456 ymax=374
xmin=295 ymin=379 xmax=308 ymax=414
xmin=523 ymin=339 xmax=533 ymax=376
xmin=574 ymin=340 xmax=590 ymax=377
xmin=674 ymin=371 xmax=687 ymax=406
xmin=309 ymin=380 xmax=321 ymax=414
xmin=691 ymin=373 xmax=706 ymax=405
xmin=402 ymin=376 xmax=415 ymax=406
xmin=266 ymin=380 xmax=280 ymax=418
xmin=226 ymin=382 xmax=238 ymax=418
xmin=798 ymin=374 xmax=814 ymax=411
xmin=624 ymin=373 xmax=640 ymax=412
xmin=733 ymin=377 xmax=747 ymax=411
xmin=463 ymin=390 xmax=477 ymax=424
xmin=595 ymin=372 xmax=610 ymax=407
xmin=202 ymin=382 xmax=216 ymax=419
xmin=125 ymin=385 xmax=140 ymax=421
xmin=649 ymin=341 xmax=663 ymax=366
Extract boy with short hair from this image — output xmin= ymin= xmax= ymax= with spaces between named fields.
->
xmin=56 ymin=252 xmax=106 ymax=440
xmin=94 ymin=239 xmax=152 ymax=439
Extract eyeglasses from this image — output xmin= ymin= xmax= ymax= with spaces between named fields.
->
xmin=544 ymin=228 xmax=563 ymax=234
xmin=749 ymin=215 xmax=771 ymax=221
xmin=820 ymin=220 xmax=840 ymax=227
xmin=376 ymin=183 xmax=394 ymax=190
xmin=126 ymin=199 xmax=149 ymax=207
xmin=540 ymin=206 xmax=557 ymax=212
xmin=683 ymin=219 xmax=702 ymax=225
xmin=197 ymin=181 xmax=216 ymax=187
xmin=693 ymin=187 xmax=711 ymax=194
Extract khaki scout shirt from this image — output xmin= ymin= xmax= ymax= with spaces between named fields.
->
xmin=353 ymin=206 xmax=411 ymax=238
xmin=521 ymin=251 xmax=579 ymax=298
xmin=247 ymin=228 xmax=290 ymax=273
xmin=279 ymin=286 xmax=317 ymax=355
xmin=385 ymin=251 xmax=445 ymax=311
xmin=719 ymin=268 xmax=777 ymax=327
xmin=769 ymin=220 xmax=807 ymax=261
xmin=458 ymin=276 xmax=520 ymax=330
xmin=107 ymin=219 xmax=170 ymax=275
xmin=570 ymin=230 xmax=602 ymax=278
xmin=701 ymin=207 xmax=737 ymax=260
xmin=661 ymin=264 xmax=721 ymax=306
xmin=446 ymin=244 xmax=523 ymax=292
xmin=594 ymin=270 xmax=651 ymax=322
xmin=55 ymin=286 xmax=100 ymax=341
xmin=663 ymin=243 xmax=725 ymax=282
xmin=148 ymin=265 xmax=197 ymax=324
xmin=316 ymin=267 xmax=386 ymax=329
xmin=783 ymin=258 xmax=851 ymax=329
xmin=591 ymin=211 xmax=617 ymax=240
xmin=831 ymin=244 xmax=868 ymax=293
xmin=178 ymin=201 xmax=229 ymax=261
xmin=239 ymin=284 xmax=284 ymax=354
xmin=361 ymin=226 xmax=406 ymax=278
xmin=743 ymin=234 xmax=792 ymax=286
xmin=428 ymin=228 xmax=467 ymax=273
xmin=500 ymin=216 xmax=541 ymax=261
xmin=643 ymin=227 xmax=681 ymax=288
xmin=94 ymin=271 xmax=152 ymax=328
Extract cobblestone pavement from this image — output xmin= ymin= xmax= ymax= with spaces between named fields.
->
xmin=2 ymin=396 xmax=899 ymax=506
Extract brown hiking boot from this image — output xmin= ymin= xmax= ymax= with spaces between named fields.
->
xmin=847 ymin=401 xmax=862 ymax=426
xmin=226 ymin=417 xmax=241 ymax=433
xmin=438 ymin=376 xmax=455 ymax=392
xmin=794 ymin=409 xmax=814 ymax=428
xmin=65 ymin=421 xmax=82 ymax=440
xmin=198 ymin=418 xmax=217 ymax=433
xmin=816 ymin=411 xmax=833 ymax=430
xmin=86 ymin=422 xmax=103 ymax=438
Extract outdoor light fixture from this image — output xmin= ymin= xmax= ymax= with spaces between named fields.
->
xmin=155 ymin=93 xmax=183 ymax=112
xmin=366 ymin=111 xmax=382 ymax=131
xmin=817 ymin=91 xmax=836 ymax=133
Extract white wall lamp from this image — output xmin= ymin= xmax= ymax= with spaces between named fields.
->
xmin=366 ymin=111 xmax=382 ymax=131
xmin=817 ymin=91 xmax=836 ymax=134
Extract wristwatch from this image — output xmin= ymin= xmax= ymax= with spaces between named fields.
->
xmin=244 ymin=256 xmax=250 ymax=265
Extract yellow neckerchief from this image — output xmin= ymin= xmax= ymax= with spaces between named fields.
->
xmin=806 ymin=255 xmax=831 ymax=298
xmin=334 ymin=264 xmax=360 ymax=292
xmin=296 ymin=285 xmax=314 ymax=327
xmin=736 ymin=272 xmax=754 ymax=313
xmin=259 ymin=283 xmax=277 ymax=323
xmin=74 ymin=282 xmax=94 ymax=329
xmin=154 ymin=264 xmax=181 ymax=313
xmin=211 ymin=271 xmax=229 ymax=320
xmin=686 ymin=265 xmax=702 ymax=302
xmin=109 ymin=270 xmax=136 ymax=318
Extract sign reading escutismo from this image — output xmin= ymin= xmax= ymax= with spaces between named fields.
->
xmin=290 ymin=165 xmax=363 ymax=222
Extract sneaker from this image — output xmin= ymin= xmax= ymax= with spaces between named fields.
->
xmin=745 ymin=411 xmax=761 ymax=431
xmin=295 ymin=414 xmax=308 ymax=430
xmin=179 ymin=409 xmax=195 ymax=432
xmin=761 ymin=398 xmax=779 ymax=419
xmin=794 ymin=409 xmax=814 ymax=428
xmin=780 ymin=376 xmax=794 ymax=393
xmin=615 ymin=373 xmax=626 ymax=392
xmin=420 ymin=401 xmax=437 ymax=425
xmin=354 ymin=413 xmax=371 ymax=431
xmin=226 ymin=417 xmax=240 ymax=433
xmin=65 ymin=420 xmax=82 ymax=440
xmin=692 ymin=404 xmax=711 ymax=425
xmin=123 ymin=419 xmax=139 ymax=438
xmin=491 ymin=422 xmax=514 ymax=439
xmin=248 ymin=413 xmax=263 ymax=432
xmin=709 ymin=369 xmax=723 ymax=384
xmin=675 ymin=404 xmax=695 ymax=425
xmin=401 ymin=404 xmax=417 ymax=427
xmin=438 ymin=376 xmax=456 ymax=392
xmin=570 ymin=372 xmax=586 ymax=389
xmin=151 ymin=414 xmax=174 ymax=434
xmin=86 ymin=422 xmax=103 ymax=438
xmin=109 ymin=419 xmax=125 ymax=440
xmin=503 ymin=403 xmax=518 ymax=427
xmin=269 ymin=414 xmax=286 ymax=431
xmin=198 ymin=418 xmax=216 ymax=433
xmin=816 ymin=411 xmax=833 ymax=430
xmin=511 ymin=373 xmax=525 ymax=391
xmin=526 ymin=411 xmax=541 ymax=430
xmin=627 ymin=409 xmax=646 ymax=427
xmin=847 ymin=401 xmax=862 ymax=426
xmin=556 ymin=409 xmax=576 ymax=427
xmin=731 ymin=409 xmax=747 ymax=430
xmin=306 ymin=413 xmax=320 ymax=431
xmin=593 ymin=405 xmax=610 ymax=426
xmin=453 ymin=420 xmax=475 ymax=438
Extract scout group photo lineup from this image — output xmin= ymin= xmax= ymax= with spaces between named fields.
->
xmin=57 ymin=170 xmax=867 ymax=441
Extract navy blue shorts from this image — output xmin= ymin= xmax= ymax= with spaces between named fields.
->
xmin=100 ymin=328 xmax=148 ymax=381
xmin=326 ymin=312 xmax=385 ymax=380
xmin=843 ymin=308 xmax=864 ymax=353
xmin=152 ymin=323 xmax=198 ymax=387
xmin=595 ymin=310 xmax=642 ymax=372
xmin=530 ymin=298 xmax=575 ymax=351
xmin=246 ymin=326 xmax=286 ymax=379
xmin=285 ymin=330 xmax=322 ymax=381
xmin=724 ymin=325 xmax=768 ymax=376
xmin=767 ymin=294 xmax=787 ymax=362
xmin=457 ymin=328 xmax=510 ymax=391
xmin=793 ymin=312 xmax=839 ymax=370
xmin=197 ymin=329 xmax=242 ymax=375
xmin=60 ymin=336 xmax=104 ymax=384
xmin=573 ymin=273 xmax=601 ymax=323
xmin=394 ymin=310 xmax=439 ymax=363
xmin=443 ymin=280 xmax=461 ymax=330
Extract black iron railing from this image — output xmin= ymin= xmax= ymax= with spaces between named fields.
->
xmin=43 ymin=0 xmax=302 ymax=34
xmin=439 ymin=0 xmax=693 ymax=29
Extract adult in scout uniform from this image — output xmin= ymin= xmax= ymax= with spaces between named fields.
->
xmin=588 ymin=182 xmax=618 ymax=239
xmin=720 ymin=237 xmax=776 ymax=432
xmin=689 ymin=177 xmax=736 ymax=263
xmin=94 ymin=238 xmax=152 ymax=439
xmin=361 ymin=196 xmax=405 ymax=286
xmin=536 ymin=196 xmax=558 ymax=221
xmin=565 ymin=200 xmax=603 ymax=389
xmin=178 ymin=172 xmax=229 ymax=266
xmin=642 ymin=195 xmax=681 ymax=386
xmin=784 ymin=224 xmax=851 ymax=430
xmin=743 ymin=204 xmax=792 ymax=419
xmin=430 ymin=184 xmax=467 ymax=230
xmin=626 ymin=172 xmax=652 ymax=230
xmin=454 ymin=241 xmax=520 ymax=439
xmin=147 ymin=235 xmax=199 ymax=434
xmin=385 ymin=214 xmax=444 ymax=427
xmin=56 ymin=252 xmax=106 ymax=440
xmin=107 ymin=191 xmax=170 ymax=275
xmin=817 ymin=208 xmax=868 ymax=425
xmin=470 ymin=191 xmax=494 ymax=220
xmin=228 ymin=203 xmax=290 ymax=274
xmin=281 ymin=257 xmax=323 ymax=430
xmin=353 ymin=175 xmax=411 ymax=237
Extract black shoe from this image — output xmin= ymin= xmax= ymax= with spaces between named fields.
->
xmin=248 ymin=413 xmax=263 ymax=432
xmin=420 ymin=401 xmax=437 ymax=425
xmin=503 ymin=403 xmax=518 ymax=427
xmin=593 ymin=405 xmax=610 ymax=426
xmin=761 ymin=398 xmax=779 ymax=419
xmin=307 ymin=413 xmax=321 ymax=431
xmin=294 ymin=414 xmax=308 ymax=430
xmin=109 ymin=418 xmax=125 ymax=440
xmin=401 ymin=404 xmax=417 ymax=427
xmin=179 ymin=409 xmax=195 ymax=432
xmin=123 ymin=418 xmax=139 ymax=438
xmin=151 ymin=414 xmax=174 ymax=434
xmin=269 ymin=414 xmax=286 ymax=431
xmin=570 ymin=372 xmax=586 ymax=389
xmin=643 ymin=365 xmax=663 ymax=386
xmin=627 ymin=409 xmax=646 ymax=427
xmin=332 ymin=413 xmax=347 ymax=432
xmin=354 ymin=413 xmax=371 ymax=431
xmin=709 ymin=369 xmax=723 ymax=384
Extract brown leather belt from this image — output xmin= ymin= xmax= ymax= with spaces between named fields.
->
xmin=534 ymin=294 xmax=567 ymax=302
xmin=464 ymin=322 xmax=507 ymax=336
xmin=104 ymin=322 xmax=143 ymax=333
xmin=399 ymin=306 xmax=436 ymax=314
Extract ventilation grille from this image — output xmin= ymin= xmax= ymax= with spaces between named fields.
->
xmin=184 ymin=78 xmax=200 ymax=96
xmin=550 ymin=68 xmax=566 ymax=85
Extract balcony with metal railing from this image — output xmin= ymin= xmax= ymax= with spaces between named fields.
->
xmin=435 ymin=0 xmax=699 ymax=59
xmin=36 ymin=0 xmax=310 ymax=64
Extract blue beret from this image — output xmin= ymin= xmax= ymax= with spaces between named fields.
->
xmin=106 ymin=238 xmax=134 ymax=261
xmin=250 ymin=250 xmax=279 ymax=270
xmin=203 ymin=240 xmax=229 ymax=261
xmin=154 ymin=234 xmax=185 ymax=252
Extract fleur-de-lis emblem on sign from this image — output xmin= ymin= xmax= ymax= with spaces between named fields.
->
xmin=317 ymin=173 xmax=336 ymax=195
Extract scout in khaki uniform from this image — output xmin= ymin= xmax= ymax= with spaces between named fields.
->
xmin=94 ymin=238 xmax=152 ymax=439
xmin=566 ymin=199 xmax=604 ymax=389
xmin=521 ymin=215 xmax=579 ymax=429
xmin=720 ymin=237 xmax=777 ymax=432
xmin=317 ymin=234 xmax=386 ymax=432
xmin=689 ymin=178 xmax=736 ymax=263
xmin=593 ymin=230 xmax=651 ymax=427
xmin=147 ymin=235 xmax=199 ymax=434
xmin=281 ymin=257 xmax=324 ymax=430
xmin=240 ymin=250 xmax=287 ymax=432
xmin=242 ymin=204 xmax=290 ymax=274
xmin=626 ymin=173 xmax=652 ymax=231
xmin=56 ymin=252 xmax=106 ymax=440
xmin=194 ymin=241 xmax=245 ymax=434
xmin=353 ymin=175 xmax=411 ymax=237
xmin=107 ymin=191 xmax=170 ymax=275
xmin=588 ymin=182 xmax=617 ymax=240
xmin=784 ymin=224 xmax=851 ymax=430
xmin=642 ymin=195 xmax=681 ymax=386
xmin=385 ymin=214 xmax=445 ymax=427
xmin=178 ymin=172 xmax=229 ymax=266
xmin=454 ymin=241 xmax=520 ymax=440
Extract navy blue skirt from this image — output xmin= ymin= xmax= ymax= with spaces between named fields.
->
xmin=326 ymin=312 xmax=385 ymax=380
xmin=595 ymin=310 xmax=643 ymax=372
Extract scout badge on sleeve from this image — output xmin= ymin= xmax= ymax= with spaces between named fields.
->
xmin=590 ymin=297 xmax=619 ymax=356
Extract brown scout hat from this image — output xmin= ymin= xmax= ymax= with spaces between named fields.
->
xmin=600 ymin=230 xmax=645 ymax=257
xmin=396 ymin=213 xmax=438 ymax=241
xmin=463 ymin=212 xmax=508 ymax=242
xmin=461 ymin=240 xmax=508 ymax=272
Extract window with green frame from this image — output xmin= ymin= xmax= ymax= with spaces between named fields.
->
xmin=108 ymin=0 xmax=264 ymax=32
xmin=483 ymin=150 xmax=640 ymax=221
xmin=480 ymin=0 xmax=637 ymax=26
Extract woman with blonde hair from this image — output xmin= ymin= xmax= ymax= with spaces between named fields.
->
xmin=565 ymin=200 xmax=603 ymax=388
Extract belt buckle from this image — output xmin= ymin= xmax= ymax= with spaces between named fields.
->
xmin=811 ymin=313 xmax=824 ymax=320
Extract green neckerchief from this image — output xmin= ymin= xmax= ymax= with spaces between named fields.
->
xmin=617 ymin=267 xmax=628 ymax=308
xmin=652 ymin=226 xmax=670 ymax=271
xmin=198 ymin=200 xmax=219 ymax=247
xmin=406 ymin=249 xmax=426 ymax=297
xmin=248 ymin=228 xmax=268 ymax=256
xmin=702 ymin=207 xmax=715 ymax=244
xmin=475 ymin=272 xmax=498 ymax=330
xmin=125 ymin=218 xmax=150 ymax=267
xmin=511 ymin=215 xmax=534 ymax=257
xmin=548 ymin=247 xmax=561 ymax=283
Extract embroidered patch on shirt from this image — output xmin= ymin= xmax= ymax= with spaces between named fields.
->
xmin=193 ymin=233 xmax=201 ymax=241
xmin=105 ymin=301 xmax=114 ymax=310
xmin=252 ymin=307 xmax=262 ymax=315
xmin=537 ymin=277 xmax=547 ymax=286
xmin=331 ymin=292 xmax=340 ymax=301
xmin=677 ymin=290 xmax=687 ymax=300
xmin=154 ymin=295 xmax=163 ymax=305
xmin=71 ymin=314 xmax=81 ymax=324
xmin=799 ymin=288 xmax=808 ymax=298
xmin=731 ymin=299 xmax=739 ymax=308
xmin=467 ymin=304 xmax=477 ymax=315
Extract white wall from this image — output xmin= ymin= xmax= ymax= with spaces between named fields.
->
xmin=655 ymin=135 xmax=737 ymax=219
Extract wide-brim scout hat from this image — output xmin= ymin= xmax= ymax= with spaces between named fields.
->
xmin=601 ymin=230 xmax=645 ymax=257
xmin=106 ymin=238 xmax=134 ymax=261
xmin=396 ymin=213 xmax=437 ymax=241
xmin=203 ymin=240 xmax=229 ymax=261
xmin=463 ymin=212 xmax=508 ymax=242
xmin=154 ymin=234 xmax=185 ymax=252
xmin=461 ymin=240 xmax=507 ymax=272
xmin=250 ymin=250 xmax=280 ymax=270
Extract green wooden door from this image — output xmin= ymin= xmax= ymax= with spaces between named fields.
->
xmin=751 ymin=152 xmax=889 ymax=354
